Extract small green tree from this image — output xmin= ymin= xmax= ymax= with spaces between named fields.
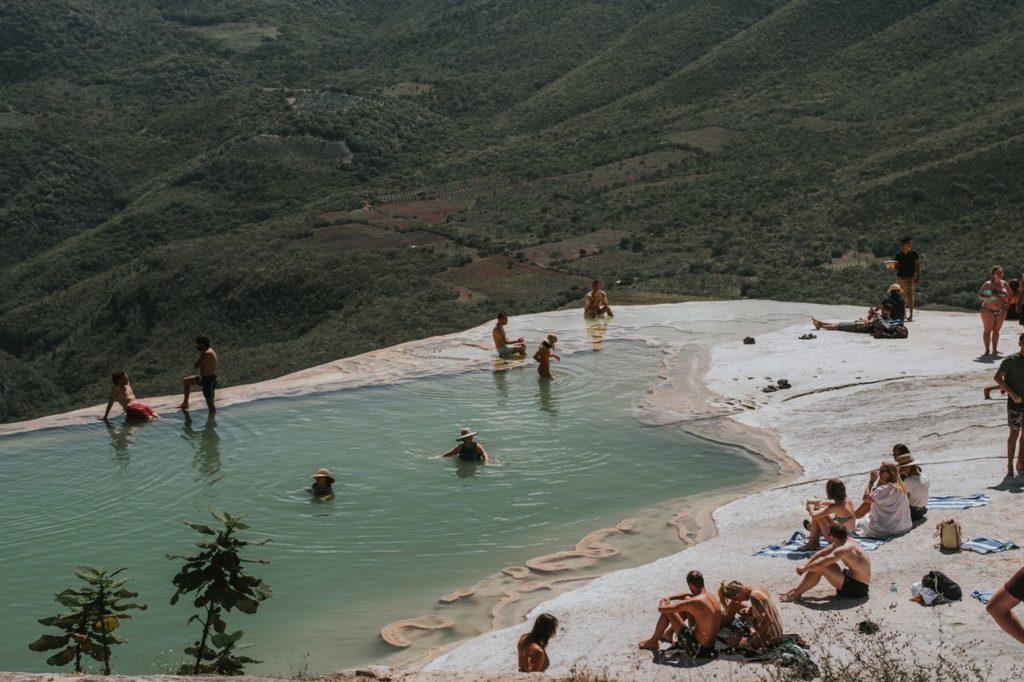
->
xmin=29 ymin=566 xmax=147 ymax=675
xmin=168 ymin=506 xmax=272 ymax=675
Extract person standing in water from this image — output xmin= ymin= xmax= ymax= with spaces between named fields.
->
xmin=439 ymin=428 xmax=490 ymax=464
xmin=309 ymin=468 xmax=335 ymax=498
xmin=517 ymin=612 xmax=558 ymax=672
xmin=102 ymin=371 xmax=159 ymax=422
xmin=181 ymin=335 xmax=218 ymax=412
xmin=533 ymin=334 xmax=561 ymax=379
xmin=493 ymin=313 xmax=527 ymax=358
xmin=583 ymin=280 xmax=614 ymax=318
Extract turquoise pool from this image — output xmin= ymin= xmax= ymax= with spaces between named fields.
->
xmin=0 ymin=340 xmax=773 ymax=674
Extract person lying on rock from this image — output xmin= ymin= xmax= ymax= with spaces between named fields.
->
xmin=811 ymin=300 xmax=897 ymax=334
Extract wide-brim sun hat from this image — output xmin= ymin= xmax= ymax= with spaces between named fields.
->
xmin=894 ymin=453 xmax=921 ymax=468
xmin=456 ymin=428 xmax=478 ymax=441
xmin=311 ymin=468 xmax=335 ymax=484
xmin=889 ymin=283 xmax=903 ymax=292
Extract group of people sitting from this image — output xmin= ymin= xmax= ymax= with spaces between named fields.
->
xmin=811 ymin=282 xmax=910 ymax=339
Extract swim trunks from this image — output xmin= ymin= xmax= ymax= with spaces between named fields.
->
xmin=125 ymin=403 xmax=157 ymax=421
xmin=497 ymin=345 xmax=519 ymax=358
xmin=1008 ymin=402 xmax=1024 ymax=431
xmin=910 ymin=506 xmax=927 ymax=522
xmin=192 ymin=374 xmax=218 ymax=402
xmin=836 ymin=571 xmax=870 ymax=599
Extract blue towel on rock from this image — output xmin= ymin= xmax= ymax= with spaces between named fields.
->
xmin=754 ymin=531 xmax=891 ymax=558
xmin=971 ymin=590 xmax=994 ymax=604
xmin=927 ymin=494 xmax=990 ymax=509
xmin=961 ymin=537 xmax=1019 ymax=554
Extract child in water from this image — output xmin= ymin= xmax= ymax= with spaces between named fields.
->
xmin=534 ymin=334 xmax=561 ymax=379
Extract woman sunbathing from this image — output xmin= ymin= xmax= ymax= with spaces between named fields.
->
xmin=718 ymin=580 xmax=784 ymax=649
xmin=854 ymin=461 xmax=912 ymax=538
xmin=796 ymin=478 xmax=856 ymax=551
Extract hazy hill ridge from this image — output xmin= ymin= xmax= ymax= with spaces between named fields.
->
xmin=2 ymin=0 xmax=1022 ymax=421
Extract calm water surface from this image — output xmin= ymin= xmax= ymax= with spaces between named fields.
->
xmin=0 ymin=341 xmax=772 ymax=673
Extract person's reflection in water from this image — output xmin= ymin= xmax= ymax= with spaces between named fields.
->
xmin=538 ymin=377 xmax=558 ymax=416
xmin=586 ymin=318 xmax=609 ymax=351
xmin=105 ymin=421 xmax=140 ymax=467
xmin=493 ymin=368 xmax=510 ymax=403
xmin=183 ymin=413 xmax=222 ymax=484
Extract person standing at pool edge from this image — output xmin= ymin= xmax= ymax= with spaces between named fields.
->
xmin=493 ymin=313 xmax=527 ymax=358
xmin=439 ymin=428 xmax=490 ymax=464
xmin=181 ymin=335 xmax=218 ymax=413
xmin=894 ymin=237 xmax=921 ymax=322
xmin=584 ymin=280 xmax=614 ymax=318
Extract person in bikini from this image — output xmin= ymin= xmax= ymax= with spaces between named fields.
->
xmin=438 ymin=428 xmax=490 ymax=464
xmin=493 ymin=313 xmax=526 ymax=358
xmin=796 ymin=478 xmax=856 ymax=552
xmin=718 ymin=580 xmax=784 ymax=649
xmin=102 ymin=371 xmax=159 ymax=423
xmin=638 ymin=570 xmax=722 ymax=659
xmin=517 ymin=612 xmax=558 ymax=672
xmin=533 ymin=334 xmax=561 ymax=379
xmin=780 ymin=523 xmax=871 ymax=602
xmin=181 ymin=335 xmax=218 ymax=412
xmin=583 ymin=280 xmax=613 ymax=318
xmin=979 ymin=265 xmax=1010 ymax=356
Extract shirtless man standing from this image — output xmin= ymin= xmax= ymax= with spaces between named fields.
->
xmin=181 ymin=335 xmax=218 ymax=413
xmin=583 ymin=280 xmax=613 ymax=318
xmin=638 ymin=570 xmax=722 ymax=658
xmin=780 ymin=524 xmax=871 ymax=602
xmin=493 ymin=313 xmax=526 ymax=358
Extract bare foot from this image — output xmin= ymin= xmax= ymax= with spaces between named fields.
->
xmin=638 ymin=638 xmax=661 ymax=651
xmin=811 ymin=318 xmax=823 ymax=330
xmin=179 ymin=403 xmax=190 ymax=411
xmin=779 ymin=591 xmax=802 ymax=603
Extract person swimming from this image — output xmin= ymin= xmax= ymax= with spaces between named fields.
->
xmin=310 ymin=468 xmax=335 ymax=497
xmin=439 ymin=428 xmax=490 ymax=463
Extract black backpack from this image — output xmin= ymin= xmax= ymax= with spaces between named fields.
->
xmin=922 ymin=570 xmax=962 ymax=603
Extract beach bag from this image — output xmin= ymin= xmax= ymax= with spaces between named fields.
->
xmin=921 ymin=570 xmax=962 ymax=603
xmin=935 ymin=519 xmax=962 ymax=552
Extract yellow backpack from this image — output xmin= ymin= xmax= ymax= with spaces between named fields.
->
xmin=935 ymin=519 xmax=962 ymax=552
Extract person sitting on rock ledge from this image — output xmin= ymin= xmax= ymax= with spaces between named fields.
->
xmin=780 ymin=524 xmax=871 ymax=602
xmin=796 ymin=478 xmax=856 ymax=552
xmin=493 ymin=312 xmax=527 ymax=358
xmin=718 ymin=580 xmax=784 ymax=649
xmin=893 ymin=448 xmax=930 ymax=522
xmin=583 ymin=280 xmax=614 ymax=318
xmin=638 ymin=569 xmax=722 ymax=658
xmin=854 ymin=461 xmax=912 ymax=538
xmin=518 ymin=612 xmax=558 ymax=672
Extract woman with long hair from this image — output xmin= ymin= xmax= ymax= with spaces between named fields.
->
xmin=517 ymin=612 xmax=558 ymax=672
xmin=855 ymin=461 xmax=911 ymax=538
xmin=980 ymin=265 xmax=1010 ymax=355
xmin=718 ymin=580 xmax=784 ymax=649
xmin=796 ymin=478 xmax=856 ymax=551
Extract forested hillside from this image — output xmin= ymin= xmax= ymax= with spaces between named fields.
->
xmin=3 ymin=0 xmax=1023 ymax=421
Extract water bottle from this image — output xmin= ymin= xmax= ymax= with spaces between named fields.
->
xmin=890 ymin=581 xmax=897 ymax=593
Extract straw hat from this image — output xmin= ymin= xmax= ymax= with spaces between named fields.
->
xmin=311 ymin=468 xmax=335 ymax=484
xmin=888 ymin=283 xmax=903 ymax=293
xmin=456 ymin=428 xmax=478 ymax=441
xmin=894 ymin=453 xmax=921 ymax=468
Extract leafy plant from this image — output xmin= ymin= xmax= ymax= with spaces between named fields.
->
xmin=28 ymin=565 xmax=147 ymax=675
xmin=168 ymin=506 xmax=272 ymax=675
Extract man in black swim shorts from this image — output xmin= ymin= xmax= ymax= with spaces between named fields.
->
xmin=781 ymin=524 xmax=872 ymax=602
xmin=994 ymin=333 xmax=1024 ymax=478
xmin=181 ymin=335 xmax=218 ymax=413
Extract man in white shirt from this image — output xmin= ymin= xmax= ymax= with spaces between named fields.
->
xmin=894 ymin=450 xmax=930 ymax=522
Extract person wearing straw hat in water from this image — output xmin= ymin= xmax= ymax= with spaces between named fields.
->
xmin=439 ymin=428 xmax=490 ymax=464
xmin=534 ymin=334 xmax=561 ymax=379
xmin=309 ymin=468 xmax=335 ymax=498
xmin=894 ymin=447 xmax=930 ymax=521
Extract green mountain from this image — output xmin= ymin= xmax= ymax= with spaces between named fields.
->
xmin=2 ymin=0 xmax=1022 ymax=421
